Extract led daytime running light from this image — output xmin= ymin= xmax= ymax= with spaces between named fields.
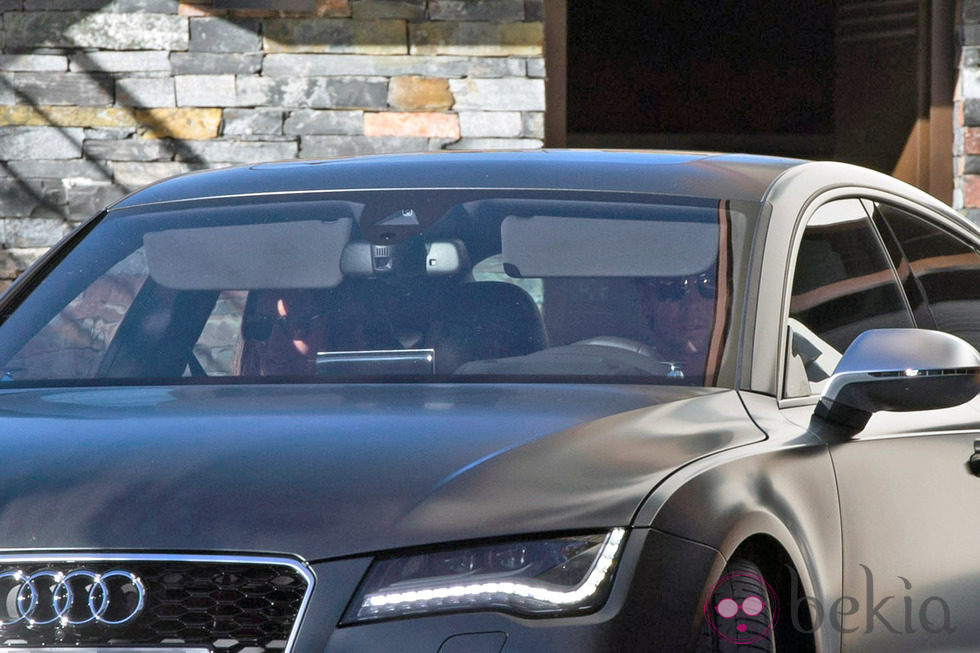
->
xmin=361 ymin=528 xmax=626 ymax=613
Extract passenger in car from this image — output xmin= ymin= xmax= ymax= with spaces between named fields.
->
xmin=238 ymin=285 xmax=396 ymax=376
xmin=634 ymin=267 xmax=718 ymax=378
xmin=238 ymin=289 xmax=332 ymax=376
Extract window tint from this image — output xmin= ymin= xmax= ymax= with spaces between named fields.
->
xmin=786 ymin=199 xmax=912 ymax=396
xmin=868 ymin=200 xmax=932 ymax=328
xmin=876 ymin=204 xmax=980 ymax=350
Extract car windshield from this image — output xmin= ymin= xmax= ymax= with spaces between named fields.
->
xmin=0 ymin=189 xmax=755 ymax=387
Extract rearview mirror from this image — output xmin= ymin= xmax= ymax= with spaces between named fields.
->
xmin=341 ymin=239 xmax=467 ymax=277
xmin=814 ymin=329 xmax=980 ymax=431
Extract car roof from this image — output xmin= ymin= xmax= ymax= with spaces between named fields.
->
xmin=110 ymin=150 xmax=806 ymax=210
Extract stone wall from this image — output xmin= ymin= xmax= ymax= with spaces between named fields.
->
xmin=0 ymin=0 xmax=546 ymax=288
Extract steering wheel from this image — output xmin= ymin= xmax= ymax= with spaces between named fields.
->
xmin=568 ymin=336 xmax=681 ymax=377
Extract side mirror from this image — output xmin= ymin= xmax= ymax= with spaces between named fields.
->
xmin=814 ymin=329 xmax=980 ymax=431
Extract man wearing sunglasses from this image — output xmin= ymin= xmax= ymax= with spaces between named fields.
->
xmin=240 ymin=289 xmax=334 ymax=377
xmin=239 ymin=286 xmax=400 ymax=377
xmin=634 ymin=268 xmax=718 ymax=379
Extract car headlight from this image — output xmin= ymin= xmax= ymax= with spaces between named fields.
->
xmin=342 ymin=528 xmax=626 ymax=624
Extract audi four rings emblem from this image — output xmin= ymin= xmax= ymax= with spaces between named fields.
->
xmin=0 ymin=569 xmax=145 ymax=628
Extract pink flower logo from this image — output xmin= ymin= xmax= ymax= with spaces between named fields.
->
xmin=703 ymin=571 xmax=779 ymax=645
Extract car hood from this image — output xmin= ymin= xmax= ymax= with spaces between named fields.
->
xmin=0 ymin=383 xmax=759 ymax=560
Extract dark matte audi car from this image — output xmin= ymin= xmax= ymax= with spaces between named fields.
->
xmin=1 ymin=150 xmax=980 ymax=652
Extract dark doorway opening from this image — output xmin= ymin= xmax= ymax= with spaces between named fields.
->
xmin=561 ymin=0 xmax=955 ymax=202
xmin=566 ymin=0 xmax=836 ymax=158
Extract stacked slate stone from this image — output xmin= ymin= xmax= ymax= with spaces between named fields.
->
xmin=0 ymin=0 xmax=546 ymax=288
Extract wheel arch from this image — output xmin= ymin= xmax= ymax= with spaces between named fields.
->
xmin=729 ymin=533 xmax=818 ymax=653
xmin=689 ymin=524 xmax=830 ymax=653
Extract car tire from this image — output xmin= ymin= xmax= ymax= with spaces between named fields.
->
xmin=696 ymin=558 xmax=775 ymax=652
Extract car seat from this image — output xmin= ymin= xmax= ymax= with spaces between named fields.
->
xmin=426 ymin=281 xmax=548 ymax=374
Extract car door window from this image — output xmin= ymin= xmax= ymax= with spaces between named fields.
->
xmin=4 ymin=248 xmax=150 ymax=381
xmin=875 ymin=203 xmax=980 ymax=350
xmin=193 ymin=289 xmax=247 ymax=376
xmin=785 ymin=199 xmax=913 ymax=397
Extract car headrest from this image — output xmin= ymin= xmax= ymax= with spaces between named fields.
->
xmin=428 ymin=281 xmax=547 ymax=374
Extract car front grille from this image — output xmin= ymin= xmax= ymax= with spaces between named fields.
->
xmin=0 ymin=554 xmax=313 ymax=653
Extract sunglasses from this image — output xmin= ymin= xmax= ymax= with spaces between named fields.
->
xmin=242 ymin=312 xmax=325 ymax=341
xmin=645 ymin=272 xmax=716 ymax=302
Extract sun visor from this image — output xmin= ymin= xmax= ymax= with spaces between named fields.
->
xmin=144 ymin=218 xmax=352 ymax=290
xmin=501 ymin=214 xmax=719 ymax=278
